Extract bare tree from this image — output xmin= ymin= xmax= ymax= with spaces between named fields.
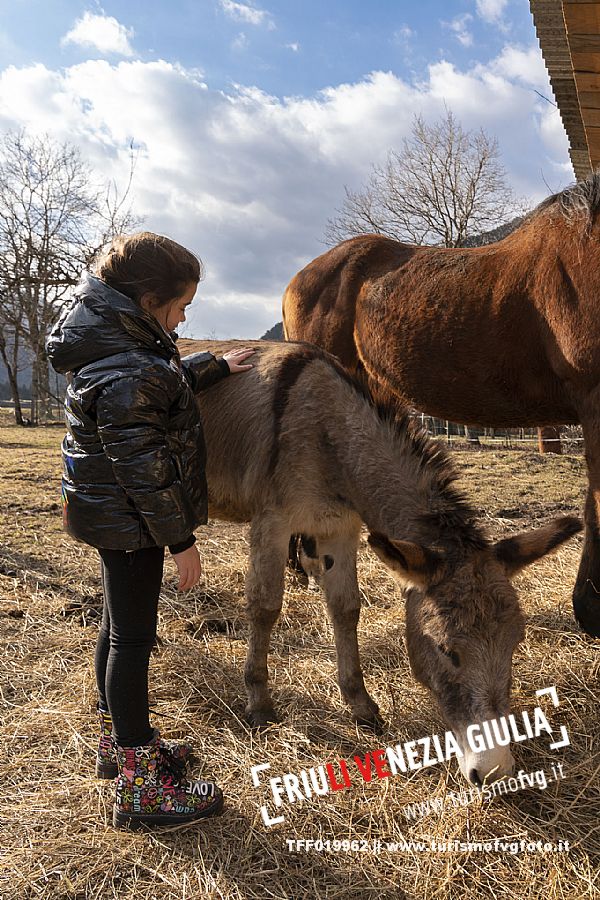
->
xmin=0 ymin=308 xmax=26 ymax=425
xmin=325 ymin=110 xmax=534 ymax=447
xmin=0 ymin=130 xmax=139 ymax=424
xmin=326 ymin=109 xmax=524 ymax=248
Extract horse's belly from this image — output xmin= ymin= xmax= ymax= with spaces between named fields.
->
xmin=360 ymin=323 xmax=579 ymax=427
xmin=395 ymin=377 xmax=578 ymax=428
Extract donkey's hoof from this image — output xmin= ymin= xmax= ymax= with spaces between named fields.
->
xmin=246 ymin=708 xmax=280 ymax=729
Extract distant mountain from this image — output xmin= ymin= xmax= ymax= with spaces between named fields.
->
xmin=461 ymin=216 xmax=523 ymax=247
xmin=0 ymin=379 xmax=31 ymax=400
xmin=260 ymin=322 xmax=284 ymax=341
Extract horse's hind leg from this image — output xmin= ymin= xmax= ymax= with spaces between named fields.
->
xmin=319 ymin=530 xmax=383 ymax=730
xmin=573 ymin=413 xmax=600 ymax=637
xmin=244 ymin=515 xmax=290 ymax=726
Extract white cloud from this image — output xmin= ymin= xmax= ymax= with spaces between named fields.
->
xmin=285 ymin=42 xmax=300 ymax=52
xmin=232 ymin=32 xmax=249 ymax=51
xmin=492 ymin=44 xmax=549 ymax=90
xmin=393 ymin=25 xmax=415 ymax=44
xmin=0 ymin=46 xmax=571 ymax=337
xmin=219 ymin=0 xmax=274 ymax=29
xmin=442 ymin=15 xmax=474 ymax=48
xmin=61 ymin=12 xmax=135 ymax=57
xmin=475 ymin=0 xmax=508 ymax=25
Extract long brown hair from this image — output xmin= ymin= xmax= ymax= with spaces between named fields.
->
xmin=93 ymin=232 xmax=203 ymax=307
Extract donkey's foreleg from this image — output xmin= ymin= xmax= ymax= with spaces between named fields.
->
xmin=320 ymin=534 xmax=383 ymax=730
xmin=572 ymin=414 xmax=600 ymax=637
xmin=244 ymin=516 xmax=290 ymax=727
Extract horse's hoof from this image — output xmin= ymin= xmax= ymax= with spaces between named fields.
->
xmin=354 ymin=713 xmax=385 ymax=734
xmin=246 ymin=709 xmax=280 ymax=729
xmin=573 ymin=585 xmax=600 ymax=638
xmin=575 ymin=612 xmax=600 ymax=638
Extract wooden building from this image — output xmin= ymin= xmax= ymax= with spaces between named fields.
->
xmin=531 ymin=0 xmax=600 ymax=178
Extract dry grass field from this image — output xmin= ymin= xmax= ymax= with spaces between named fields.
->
xmin=1 ymin=409 xmax=599 ymax=900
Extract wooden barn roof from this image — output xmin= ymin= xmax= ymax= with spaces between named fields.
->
xmin=530 ymin=0 xmax=600 ymax=179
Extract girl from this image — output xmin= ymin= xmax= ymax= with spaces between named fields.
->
xmin=46 ymin=231 xmax=255 ymax=829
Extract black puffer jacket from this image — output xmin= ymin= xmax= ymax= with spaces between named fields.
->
xmin=46 ymin=273 xmax=230 ymax=552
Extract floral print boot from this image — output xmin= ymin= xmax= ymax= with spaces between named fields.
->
xmin=113 ymin=729 xmax=223 ymax=829
xmin=95 ymin=705 xmax=194 ymax=780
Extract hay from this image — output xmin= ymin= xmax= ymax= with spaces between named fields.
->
xmin=0 ymin=414 xmax=598 ymax=899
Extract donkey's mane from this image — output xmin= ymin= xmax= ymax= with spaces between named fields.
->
xmin=370 ymin=397 xmax=487 ymax=551
xmin=530 ymin=171 xmax=600 ymax=226
xmin=286 ymin=343 xmax=486 ymax=551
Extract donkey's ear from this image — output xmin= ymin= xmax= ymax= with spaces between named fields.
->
xmin=367 ymin=532 xmax=444 ymax=587
xmin=493 ymin=516 xmax=582 ymax=577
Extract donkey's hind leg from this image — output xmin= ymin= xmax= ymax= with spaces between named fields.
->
xmin=319 ymin=531 xmax=383 ymax=730
xmin=244 ymin=515 xmax=290 ymax=727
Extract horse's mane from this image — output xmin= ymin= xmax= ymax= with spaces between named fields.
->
xmin=530 ymin=171 xmax=600 ymax=227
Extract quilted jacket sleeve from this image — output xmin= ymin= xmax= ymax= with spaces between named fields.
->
xmin=95 ymin=371 xmax=198 ymax=547
xmin=181 ymin=351 xmax=230 ymax=393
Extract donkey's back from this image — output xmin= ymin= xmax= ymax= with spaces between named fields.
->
xmin=177 ymin=338 xmax=361 ymax=535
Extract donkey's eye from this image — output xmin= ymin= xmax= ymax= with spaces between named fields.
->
xmin=437 ymin=645 xmax=460 ymax=668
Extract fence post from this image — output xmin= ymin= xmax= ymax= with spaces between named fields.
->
xmin=538 ymin=426 xmax=562 ymax=454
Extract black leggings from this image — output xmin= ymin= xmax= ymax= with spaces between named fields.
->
xmin=94 ymin=546 xmax=164 ymax=746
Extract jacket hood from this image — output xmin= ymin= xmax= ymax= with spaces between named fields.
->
xmin=46 ymin=272 xmax=179 ymax=374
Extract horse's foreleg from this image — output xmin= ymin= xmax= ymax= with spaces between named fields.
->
xmin=319 ymin=533 xmax=383 ymax=730
xmin=573 ymin=412 xmax=600 ymax=637
xmin=244 ymin=516 xmax=290 ymax=726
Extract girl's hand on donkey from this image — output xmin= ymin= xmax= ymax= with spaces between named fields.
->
xmin=222 ymin=347 xmax=256 ymax=373
xmin=171 ymin=544 xmax=202 ymax=591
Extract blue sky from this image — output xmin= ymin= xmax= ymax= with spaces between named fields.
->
xmin=0 ymin=1 xmax=572 ymax=337
xmin=2 ymin=1 xmax=545 ymax=98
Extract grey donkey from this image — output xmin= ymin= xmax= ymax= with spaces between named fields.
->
xmin=179 ymin=339 xmax=581 ymax=786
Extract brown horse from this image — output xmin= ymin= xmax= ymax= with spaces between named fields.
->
xmin=282 ymin=174 xmax=600 ymax=638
